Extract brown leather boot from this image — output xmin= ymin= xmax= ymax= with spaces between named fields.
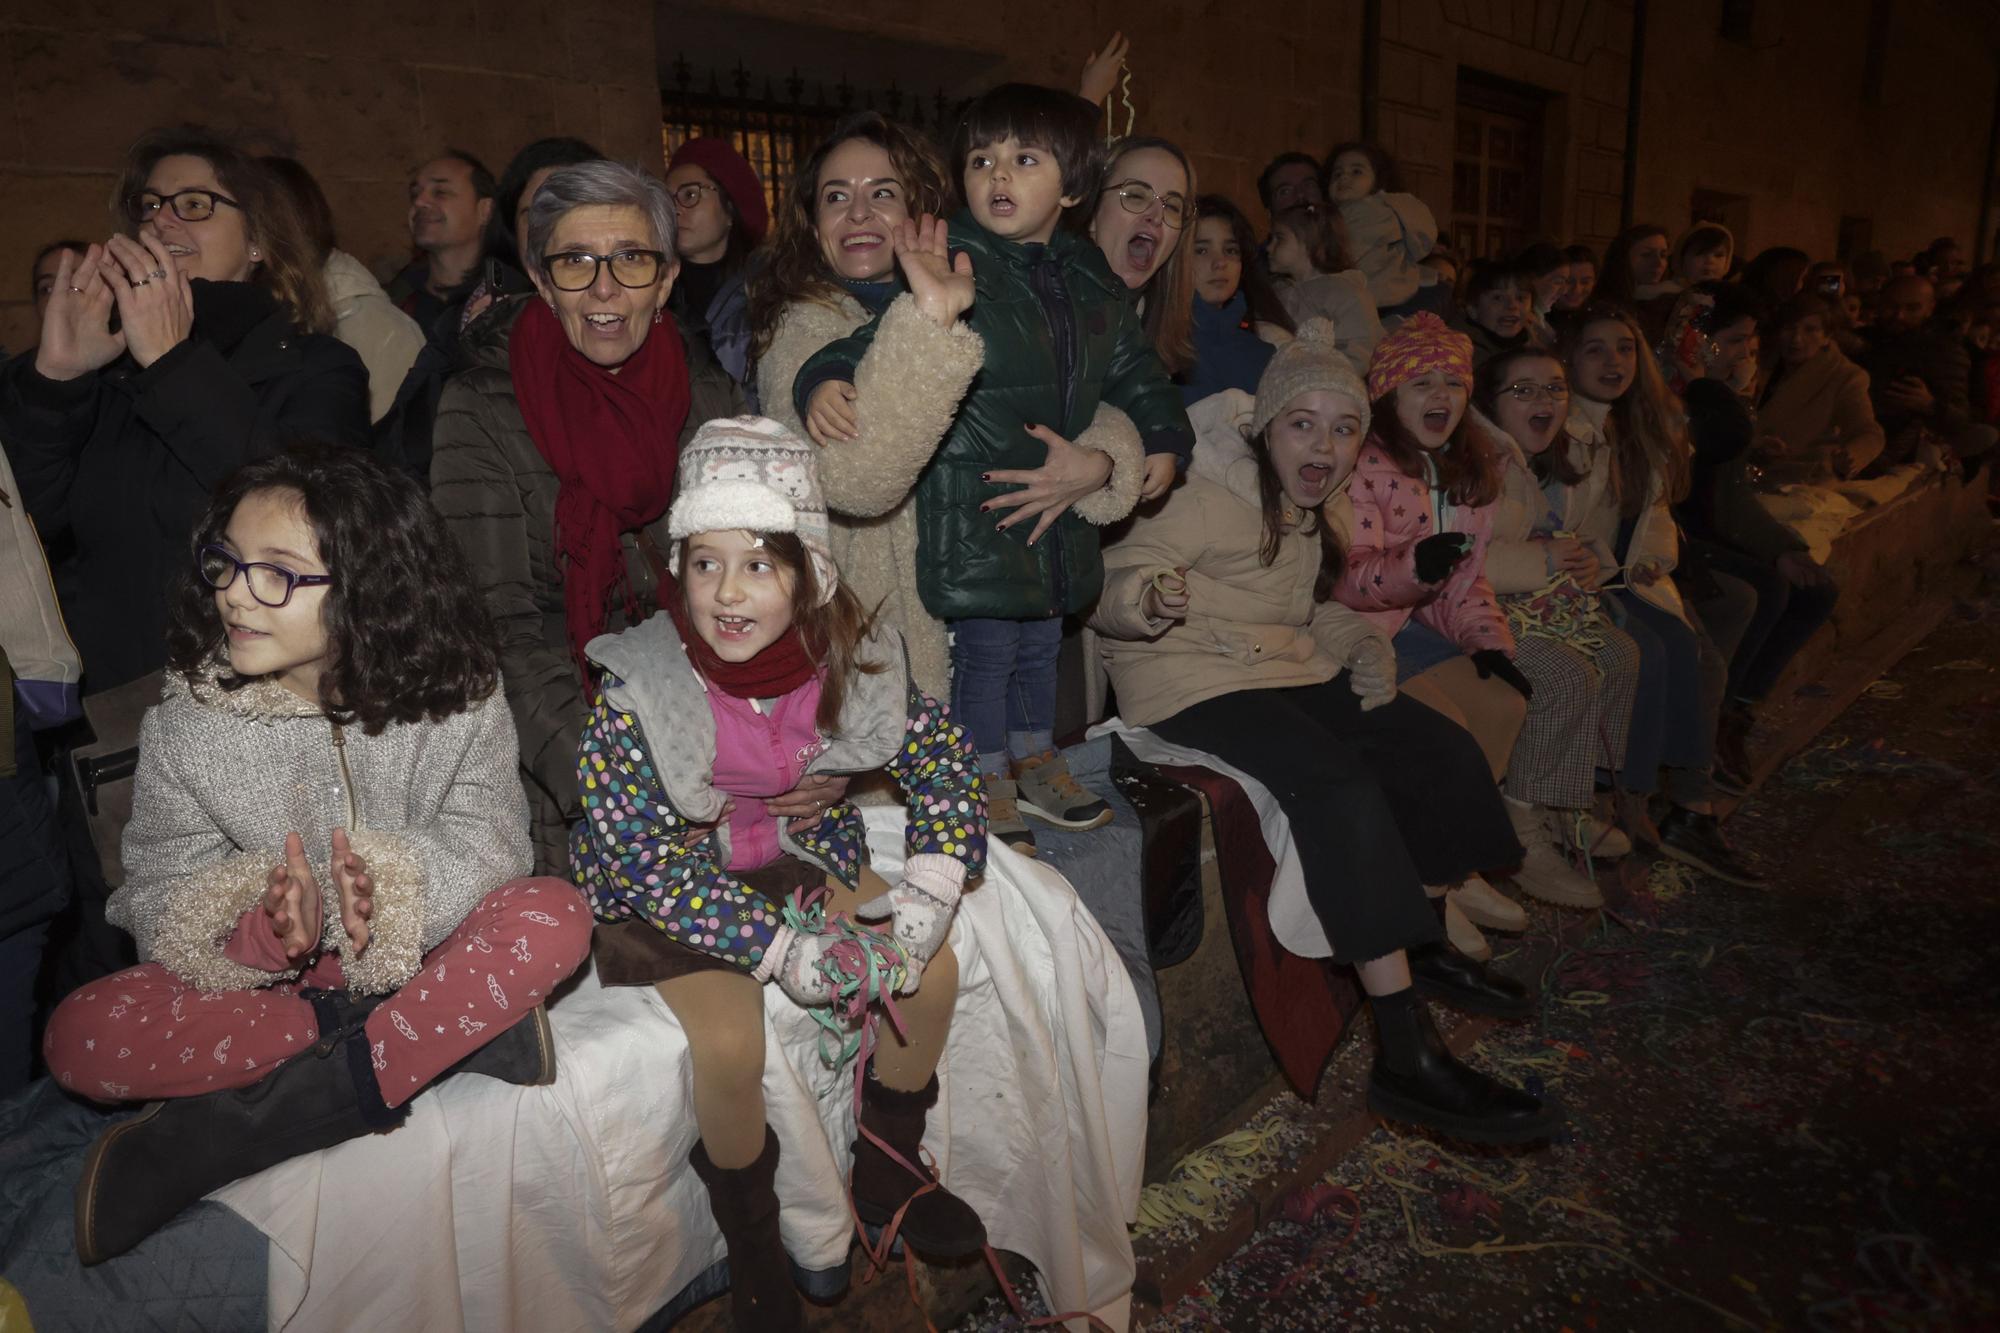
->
xmin=850 ymin=1073 xmax=988 ymax=1259
xmin=689 ymin=1128 xmax=804 ymax=1332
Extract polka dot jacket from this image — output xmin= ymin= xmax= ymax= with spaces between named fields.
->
xmin=569 ymin=626 xmax=987 ymax=973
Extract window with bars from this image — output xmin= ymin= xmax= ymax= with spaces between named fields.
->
xmin=661 ymin=59 xmax=954 ymax=214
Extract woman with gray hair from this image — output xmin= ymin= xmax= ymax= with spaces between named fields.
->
xmin=432 ymin=161 xmax=845 ymax=872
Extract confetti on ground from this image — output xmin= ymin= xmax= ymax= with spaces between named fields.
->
xmin=958 ymin=583 xmax=2000 ymax=1333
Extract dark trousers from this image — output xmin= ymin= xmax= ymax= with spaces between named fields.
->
xmin=1692 ymin=544 xmax=1841 ymax=703
xmin=1613 ymin=591 xmax=1721 ymax=804
xmin=1151 ymin=679 xmax=1518 ymax=964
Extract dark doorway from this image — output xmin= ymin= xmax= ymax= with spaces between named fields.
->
xmin=1450 ymin=71 xmax=1547 ymax=260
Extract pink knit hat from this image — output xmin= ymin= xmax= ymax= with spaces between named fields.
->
xmin=1365 ymin=312 xmax=1474 ymax=401
xmin=667 ymin=138 xmax=770 ymax=243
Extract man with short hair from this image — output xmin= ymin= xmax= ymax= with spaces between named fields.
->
xmin=1255 ymin=152 xmax=1323 ymax=225
xmin=1860 ymin=275 xmax=1991 ymax=471
xmin=387 ymin=150 xmax=495 ymax=330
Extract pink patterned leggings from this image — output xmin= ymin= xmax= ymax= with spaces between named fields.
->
xmin=45 ymin=877 xmax=590 ymax=1109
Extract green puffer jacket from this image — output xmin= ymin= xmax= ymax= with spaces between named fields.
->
xmin=799 ymin=213 xmax=1193 ymax=621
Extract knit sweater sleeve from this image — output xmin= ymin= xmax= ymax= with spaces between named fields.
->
xmin=571 ymin=686 xmax=785 ymax=972
xmin=335 ymin=693 xmax=535 ymax=994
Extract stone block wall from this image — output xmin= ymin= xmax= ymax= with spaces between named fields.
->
xmin=0 ymin=0 xmax=663 ymax=354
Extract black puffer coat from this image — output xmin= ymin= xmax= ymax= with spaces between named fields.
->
xmin=0 ymin=280 xmax=370 ymax=691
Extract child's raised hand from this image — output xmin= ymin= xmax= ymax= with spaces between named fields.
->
xmin=894 ymin=214 xmax=974 ymax=328
xmin=1139 ymin=454 xmax=1178 ymax=500
xmin=982 ymin=424 xmax=1117 ymax=546
xmin=330 ymin=827 xmax=373 ymax=954
xmin=1078 ymin=31 xmax=1130 ymax=106
xmin=806 ymin=380 xmax=859 ymax=446
xmin=263 ymin=832 xmax=322 ymax=961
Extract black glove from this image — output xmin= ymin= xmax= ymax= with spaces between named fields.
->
xmin=1472 ymin=648 xmax=1534 ymax=701
xmin=1413 ymin=532 xmax=1473 ymax=584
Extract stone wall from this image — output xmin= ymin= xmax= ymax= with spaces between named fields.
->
xmin=1632 ymin=0 xmax=1997 ymax=263
xmin=0 ymin=1 xmax=663 ymax=354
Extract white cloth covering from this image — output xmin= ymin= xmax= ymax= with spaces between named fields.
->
xmin=212 ymin=806 xmax=1149 ymax=1331
xmin=1088 ymin=718 xmax=1329 ymax=959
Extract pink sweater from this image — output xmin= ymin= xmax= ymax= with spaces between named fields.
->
xmin=1335 ymin=439 xmax=1514 ymax=655
xmin=707 ymin=678 xmax=827 ymax=872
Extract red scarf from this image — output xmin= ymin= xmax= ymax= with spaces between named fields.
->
xmin=663 ymin=585 xmax=820 ymax=700
xmin=510 ymin=299 xmax=693 ymax=688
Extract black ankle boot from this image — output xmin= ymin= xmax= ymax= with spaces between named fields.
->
xmin=689 ymin=1128 xmax=805 ymax=1332
xmin=75 ymin=996 xmax=407 ymax=1266
xmin=850 ymin=1072 xmax=988 ymax=1259
xmin=1712 ymin=707 xmax=1755 ymax=794
xmin=444 ymin=1005 xmax=557 ymax=1087
xmin=1657 ymin=806 xmax=1768 ymax=888
xmin=1408 ymin=943 xmax=1536 ymax=1019
xmin=1365 ymin=988 xmax=1557 ymax=1144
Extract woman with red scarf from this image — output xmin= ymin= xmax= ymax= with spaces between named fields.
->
xmin=433 ymin=162 xmax=841 ymax=872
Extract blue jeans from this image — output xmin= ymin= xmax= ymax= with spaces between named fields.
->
xmin=949 ymin=616 xmax=1063 ymax=774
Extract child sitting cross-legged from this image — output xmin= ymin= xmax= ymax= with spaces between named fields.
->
xmin=572 ymin=417 xmax=988 ymax=1332
xmin=45 ymin=446 xmax=592 ymax=1267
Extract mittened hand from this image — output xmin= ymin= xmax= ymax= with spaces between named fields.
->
xmin=1345 ymin=634 xmax=1398 ymax=711
xmin=769 ymin=928 xmax=837 ymax=1007
xmin=1413 ymin=532 xmax=1473 ymax=584
xmin=1471 ymin=648 xmax=1534 ymax=701
xmin=855 ymin=856 xmax=963 ymax=994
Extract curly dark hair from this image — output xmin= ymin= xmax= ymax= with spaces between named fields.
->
xmin=166 ymin=446 xmax=501 ymax=734
xmin=747 ymin=112 xmax=952 ymax=358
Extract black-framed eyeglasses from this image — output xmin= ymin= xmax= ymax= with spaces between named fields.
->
xmin=670 ymin=181 xmax=723 ymax=209
xmin=1500 ymin=381 xmax=1571 ymax=403
xmin=1101 ymin=181 xmax=1188 ymax=228
xmin=198 ymin=545 xmax=332 ymax=608
xmin=126 ymin=189 xmax=243 ymax=225
xmin=541 ymin=249 xmax=669 ymax=291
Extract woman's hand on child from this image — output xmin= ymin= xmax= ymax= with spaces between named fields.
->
xmin=1140 ymin=454 xmax=1178 ymax=501
xmin=330 ymin=827 xmax=373 ymax=954
xmin=33 ymin=244 xmax=127 ymax=381
xmin=1144 ymin=566 xmax=1190 ymax=621
xmin=1345 ymin=635 xmax=1397 ymax=711
xmin=1078 ymin=31 xmax=1130 ymax=105
xmin=806 ymin=380 xmax=860 ymax=446
xmin=769 ymin=774 xmax=849 ymax=831
xmin=982 ymin=425 xmax=1116 ymax=545
xmin=894 ymin=214 xmax=975 ymax=328
xmin=263 ymin=832 xmax=323 ymax=961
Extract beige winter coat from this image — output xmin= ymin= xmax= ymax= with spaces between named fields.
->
xmin=1091 ymin=472 xmax=1387 ymax=727
xmin=1483 ymin=417 xmax=1619 ymax=596
xmin=1755 ymin=343 xmax=1886 ymax=479
xmin=323 ymin=249 xmax=426 ymax=423
xmin=1567 ymin=397 xmax=1686 ymax=621
xmin=758 ymin=290 xmax=1144 ymax=700
xmin=1273 ymin=271 xmax=1382 ymax=371
xmin=112 ymin=667 xmax=531 ymax=996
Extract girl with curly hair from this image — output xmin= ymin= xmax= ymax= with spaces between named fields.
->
xmin=45 ymin=445 xmax=592 ymax=1267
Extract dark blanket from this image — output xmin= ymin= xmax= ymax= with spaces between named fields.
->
xmin=0 ymin=1079 xmax=266 ymax=1331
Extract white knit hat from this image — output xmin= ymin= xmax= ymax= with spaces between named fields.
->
xmin=1251 ymin=319 xmax=1372 ymax=437
xmin=667 ymin=415 xmax=837 ymax=605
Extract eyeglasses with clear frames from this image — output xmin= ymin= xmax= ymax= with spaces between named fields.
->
xmin=541 ymin=249 xmax=669 ymax=292
xmin=1101 ymin=181 xmax=1188 ymax=229
xmin=126 ymin=189 xmax=244 ymax=225
xmin=198 ymin=545 xmax=333 ymax=608
xmin=1501 ymin=381 xmax=1572 ymax=404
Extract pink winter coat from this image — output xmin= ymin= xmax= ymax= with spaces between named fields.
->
xmin=1333 ymin=437 xmax=1515 ymax=656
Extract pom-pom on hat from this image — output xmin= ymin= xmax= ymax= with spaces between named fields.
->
xmin=667 ymin=138 xmax=770 ymax=244
xmin=1252 ymin=319 xmax=1372 ymax=437
xmin=1365 ymin=311 xmax=1473 ymax=402
xmin=667 ymin=416 xmax=835 ymax=604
